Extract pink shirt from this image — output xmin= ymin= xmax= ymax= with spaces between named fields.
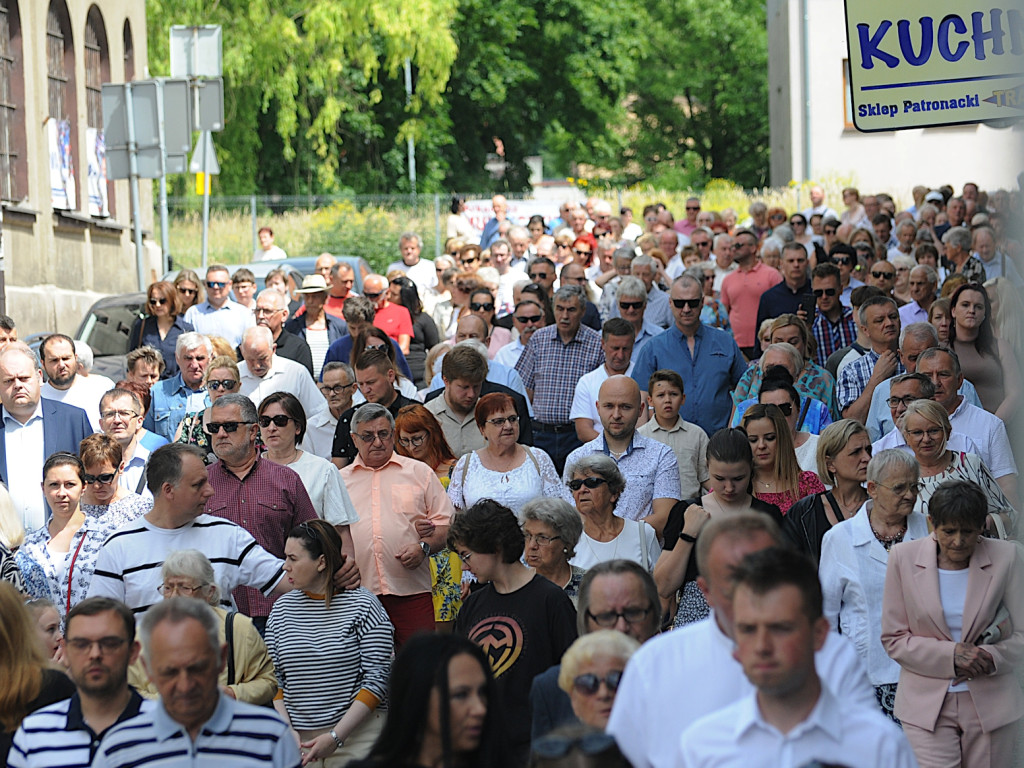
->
xmin=719 ymin=262 xmax=783 ymax=347
xmin=341 ymin=452 xmax=453 ymax=597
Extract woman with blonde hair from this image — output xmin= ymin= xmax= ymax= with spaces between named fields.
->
xmin=742 ymin=404 xmax=825 ymax=514
xmin=557 ymin=630 xmax=641 ymax=730
xmin=0 ymin=482 xmax=24 ymax=551
xmin=0 ymin=582 xmax=75 ymax=762
xmin=173 ymin=268 xmax=204 ymax=310
xmin=128 ymin=549 xmax=277 ymax=705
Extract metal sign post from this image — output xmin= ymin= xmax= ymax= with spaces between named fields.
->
xmin=124 ymin=85 xmax=146 ymax=292
xmin=190 ymin=131 xmax=220 ymax=269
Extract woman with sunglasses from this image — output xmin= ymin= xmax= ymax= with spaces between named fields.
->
xmin=174 ymin=355 xmax=259 ymax=463
xmin=566 ymin=455 xmax=660 ymax=574
xmin=448 ymin=394 xmax=571 ymax=519
xmin=394 ymin=403 xmax=462 ymax=631
xmin=788 ymin=212 xmax=825 ymax=265
xmin=173 ymin=269 xmax=205 ymax=311
xmin=465 ymin=287 xmax=512 ymax=360
xmin=129 ymin=280 xmax=194 ymax=379
xmin=742 ymin=403 xmax=825 ymax=515
xmin=558 ymin=631 xmax=640 ymax=731
xmin=655 ymin=428 xmax=783 ymax=628
xmin=268 ymin=520 xmax=394 ymax=765
xmin=259 ymin=393 xmax=358 ymax=552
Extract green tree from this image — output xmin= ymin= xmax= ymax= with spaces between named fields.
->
xmin=621 ymin=0 xmax=769 ymax=189
xmin=146 ymin=0 xmax=458 ymax=195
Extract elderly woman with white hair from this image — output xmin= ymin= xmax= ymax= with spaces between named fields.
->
xmin=128 ymin=549 xmax=277 ymax=705
xmin=567 ymin=454 xmax=660 ymax=573
xmin=819 ymin=449 xmax=931 ymax=721
xmin=899 ymin=398 xmax=1015 ymax=532
xmin=558 ymin=630 xmax=641 ymax=730
xmin=522 ymin=497 xmax=586 ymax=605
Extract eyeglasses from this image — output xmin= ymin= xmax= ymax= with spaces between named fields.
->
xmin=585 ymin=605 xmax=653 ymax=628
xmin=886 ymin=395 xmax=923 ymax=408
xmin=766 ymin=401 xmax=794 ymax=416
xmin=397 ymin=434 xmax=426 ymax=448
xmin=253 ymin=307 xmax=283 ymax=316
xmin=258 ymin=415 xmax=293 ymax=428
xmin=619 ymin=301 xmax=644 ymax=310
xmin=904 ymin=427 xmax=945 ymax=441
xmin=875 ymin=481 xmax=924 ymax=496
xmin=364 ymin=342 xmax=387 ymax=352
xmin=702 ymin=274 xmax=714 ymax=281
xmin=148 ymin=297 xmax=167 ymax=306
xmin=206 ymin=281 xmax=228 ymax=289
xmin=574 ymin=249 xmax=592 ymax=257
xmin=84 ymin=472 xmax=117 ymax=485
xmin=362 ymin=291 xmax=383 ymax=300
xmin=177 ymin=287 xmax=198 ymax=296
xmin=572 ymin=670 xmax=623 ymax=696
xmin=524 ymin=532 xmax=561 ymax=546
xmin=789 ymin=220 xmax=805 ymax=227
xmin=515 ymin=314 xmax=543 ymax=324
xmin=461 ymin=256 xmax=479 ymax=264
xmin=157 ymin=583 xmax=204 ymax=596
xmin=100 ymin=409 xmax=138 ymax=421
xmin=458 ymin=551 xmax=475 ymax=564
xmin=872 ymin=271 xmax=895 ymax=279
xmin=353 ymin=429 xmax=393 ymax=444
xmin=206 ymin=379 xmax=239 ymax=391
xmin=671 ymin=298 xmax=702 ymax=309
xmin=685 ymin=205 xmax=701 ymax=211
xmin=568 ymin=476 xmax=609 ymax=491
xmin=527 ymin=272 xmax=550 ymax=281
xmin=813 ymin=288 xmax=838 ymax=297
xmin=832 ymin=257 xmax=852 ymax=265
xmin=694 ymin=240 xmax=711 ymax=248
xmin=731 ymin=241 xmax=756 ymax=250
xmin=205 ymin=421 xmax=253 ymax=434
xmin=824 ymin=228 xmax=838 ymax=235
xmin=66 ymin=636 xmax=129 ymax=654
xmin=320 ymin=382 xmax=355 ymax=395
xmin=470 ymin=302 xmax=495 ymax=312
xmin=486 ymin=415 xmax=519 ymax=427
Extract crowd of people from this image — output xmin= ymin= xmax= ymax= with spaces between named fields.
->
xmin=0 ymin=181 xmax=1023 ymax=767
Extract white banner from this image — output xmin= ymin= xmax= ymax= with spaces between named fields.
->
xmin=86 ymin=128 xmax=109 ymax=217
xmin=462 ymin=198 xmax=565 ymax=241
xmin=47 ymin=118 xmax=77 ymax=211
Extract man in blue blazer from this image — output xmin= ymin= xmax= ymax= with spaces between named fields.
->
xmin=0 ymin=344 xmax=93 ymax=530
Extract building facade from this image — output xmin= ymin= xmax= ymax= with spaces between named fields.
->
xmin=1 ymin=0 xmax=153 ymax=337
xmin=767 ymin=0 xmax=1023 ymax=196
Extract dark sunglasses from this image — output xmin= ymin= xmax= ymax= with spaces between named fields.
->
xmin=533 ymin=732 xmax=619 ymax=760
xmin=872 ymin=270 xmax=895 ymax=279
xmin=258 ymin=415 xmax=293 ymax=428
xmin=789 ymin=219 xmax=805 ymax=227
xmin=574 ymin=249 xmax=592 ymax=257
xmin=572 ymin=670 xmax=623 ymax=696
xmin=527 ymin=272 xmax=550 ymax=281
xmin=206 ymin=379 xmax=238 ymax=391
xmin=83 ymin=472 xmax=117 ymax=485
xmin=567 ymin=476 xmax=609 ymax=491
xmin=470 ymin=302 xmax=494 ymax=312
xmin=461 ymin=256 xmax=479 ymax=264
xmin=515 ymin=314 xmax=543 ymax=324
xmin=824 ymin=227 xmax=838 ymax=234
xmin=671 ymin=298 xmax=702 ymax=309
xmin=205 ymin=421 xmax=253 ymax=434
xmin=177 ymin=287 xmax=198 ymax=295
xmin=769 ymin=401 xmax=794 ymax=416
xmin=148 ymin=297 xmax=168 ymax=306
xmin=813 ymin=288 xmax=838 ymax=297
xmin=685 ymin=205 xmax=701 ymax=211
xmin=362 ymin=291 xmax=383 ymax=300
xmin=205 ymin=281 xmax=227 ymax=289
xmin=832 ymin=257 xmax=852 ymax=266
xmin=619 ymin=301 xmax=645 ymax=310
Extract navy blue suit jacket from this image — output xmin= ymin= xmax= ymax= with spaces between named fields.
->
xmin=0 ymin=398 xmax=93 ymax=488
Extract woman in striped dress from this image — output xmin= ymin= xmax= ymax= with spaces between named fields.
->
xmin=267 ymin=519 xmax=394 ymax=767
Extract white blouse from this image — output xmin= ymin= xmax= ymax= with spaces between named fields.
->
xmin=448 ymin=447 xmax=573 ymax=519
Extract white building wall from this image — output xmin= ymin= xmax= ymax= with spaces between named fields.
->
xmin=769 ymin=0 xmax=1023 ymax=200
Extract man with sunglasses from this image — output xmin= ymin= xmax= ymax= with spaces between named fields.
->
xmin=720 ymin=228 xmax=784 ymax=357
xmin=183 ymin=265 xmax=256 ymax=348
xmin=674 ymin=197 xmax=701 ymax=239
xmin=10 ymin=598 xmax=152 ymax=768
xmin=204 ymin=393 xmax=321 ymax=631
xmin=810 ymin=263 xmax=856 ymax=368
xmin=632 ymin=275 xmax=746 ymax=438
xmin=613 ymin=277 xmax=663 ymax=358
xmin=237 ymin=326 xmax=323 ymax=419
xmin=494 ymin=298 xmax=547 ymax=369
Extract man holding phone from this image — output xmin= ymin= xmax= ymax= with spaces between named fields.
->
xmin=752 ymin=242 xmax=814 ymax=356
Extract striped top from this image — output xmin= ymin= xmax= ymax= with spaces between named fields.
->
xmin=92 ymin=693 xmax=299 ymax=767
xmin=266 ymin=588 xmax=393 ymax=729
xmin=9 ymin=691 xmax=152 ymax=768
xmin=87 ymin=514 xmax=284 ymax=614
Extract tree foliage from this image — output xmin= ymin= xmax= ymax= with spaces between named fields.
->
xmin=620 ymin=0 xmax=770 ymax=189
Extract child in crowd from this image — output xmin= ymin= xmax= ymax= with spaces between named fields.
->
xmin=637 ymin=370 xmax=710 ymax=500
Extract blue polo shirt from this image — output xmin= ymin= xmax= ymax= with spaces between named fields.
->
xmin=631 ymin=324 xmax=747 ymax=436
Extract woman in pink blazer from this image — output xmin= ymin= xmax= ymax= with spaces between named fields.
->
xmin=882 ymin=479 xmax=1024 ymax=768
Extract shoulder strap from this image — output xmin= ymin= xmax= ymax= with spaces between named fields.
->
xmin=225 ymin=611 xmax=237 ymax=686
xmin=796 ymin=398 xmax=811 ymax=431
xmin=460 ymin=453 xmax=470 ymax=487
xmin=638 ymin=521 xmax=649 ymax=571
xmin=134 ymin=467 xmax=148 ymax=495
xmin=524 ymin=446 xmax=541 ymax=474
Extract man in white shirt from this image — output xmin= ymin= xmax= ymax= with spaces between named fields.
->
xmin=571 ymin=318 xmax=635 ymax=442
xmin=802 ymin=185 xmax=839 ymax=221
xmin=254 ymin=225 xmax=287 ymax=261
xmin=494 ymin=299 xmax=546 ymax=370
xmin=183 ymin=265 xmax=256 ymax=347
xmin=237 ymin=326 xmax=324 ymax=418
xmin=40 ymin=334 xmax=103 ymax=430
xmin=386 ymin=232 xmax=437 ymax=298
xmin=898 ymin=265 xmax=938 ymax=327
xmin=678 ymin=547 xmax=915 ymax=768
xmin=607 ymin=513 xmax=874 ymax=768
xmin=303 ymin=361 xmax=355 ymax=460
xmin=99 ymin=388 xmax=167 ymax=499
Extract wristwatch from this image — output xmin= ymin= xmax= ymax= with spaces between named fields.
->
xmin=679 ymin=532 xmax=697 ymax=544
xmin=419 ymin=541 xmax=431 ymax=557
xmin=330 ymin=729 xmax=344 ymax=749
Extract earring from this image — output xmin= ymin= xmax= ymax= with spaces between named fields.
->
xmin=563 ymin=548 xmax=569 ymax=555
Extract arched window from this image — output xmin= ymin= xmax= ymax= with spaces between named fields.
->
xmin=122 ymin=19 xmax=134 ymax=81
xmin=46 ymin=0 xmax=77 ymax=210
xmin=0 ymin=0 xmax=26 ymax=202
xmin=84 ymin=7 xmax=108 ymax=131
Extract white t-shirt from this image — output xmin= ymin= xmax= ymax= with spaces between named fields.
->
xmin=282 ymin=450 xmax=359 ymax=527
xmin=794 ymin=433 xmax=820 ymax=474
xmin=570 ymin=519 xmax=661 ymax=573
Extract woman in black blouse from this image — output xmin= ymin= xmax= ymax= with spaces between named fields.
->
xmin=128 ymin=280 xmax=194 ymax=379
xmin=389 ymin=276 xmax=439 ymax=388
